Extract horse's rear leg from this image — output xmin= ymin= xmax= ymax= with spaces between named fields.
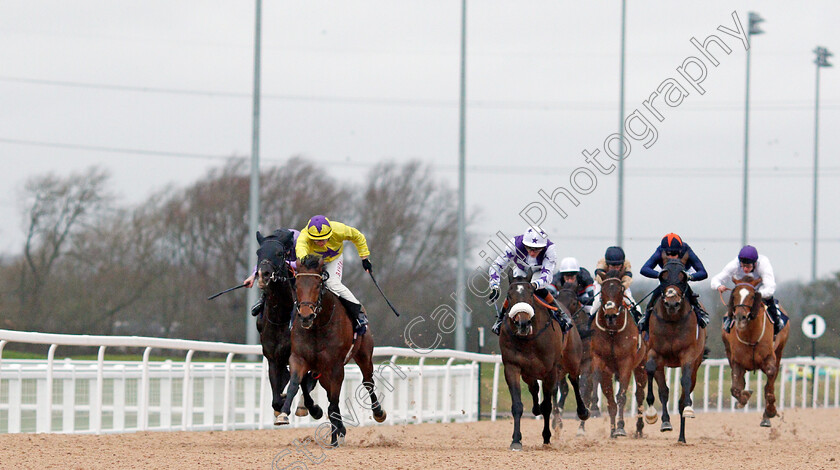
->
xmin=527 ymin=379 xmax=541 ymax=416
xmin=551 ymin=377 xmax=567 ymax=433
xmin=644 ymin=358 xmax=659 ymax=426
xmin=569 ymin=375 xmax=590 ymax=422
xmin=540 ymin=377 xmax=556 ymax=446
xmin=654 ymin=368 xmax=672 ymax=432
xmin=354 ymin=337 xmax=386 ymax=422
xmin=299 ymin=374 xmax=323 ymax=419
xmin=504 ymin=365 xmax=524 ymax=451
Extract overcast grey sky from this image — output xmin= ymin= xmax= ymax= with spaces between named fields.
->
xmin=1 ymin=1 xmax=838 ymax=286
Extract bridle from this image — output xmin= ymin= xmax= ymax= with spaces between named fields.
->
xmin=294 ymin=271 xmax=330 ymax=318
xmin=594 ymin=277 xmax=629 ymax=334
xmin=731 ymin=283 xmax=760 ymax=322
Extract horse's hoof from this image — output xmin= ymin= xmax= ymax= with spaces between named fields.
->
xmin=373 ymin=410 xmax=387 ymax=423
xmin=295 ymin=406 xmax=309 ymax=417
xmin=613 ymin=428 xmax=627 ymax=438
xmin=682 ymin=406 xmax=695 ymax=419
xmin=274 ymin=413 xmax=289 ymax=426
xmin=274 ymin=410 xmax=281 ymax=418
xmin=760 ymin=418 xmax=771 ymax=428
xmin=644 ymin=407 xmax=658 ymax=425
xmin=576 ymin=427 xmax=586 ymax=437
xmin=590 ymin=408 xmax=602 ymax=418
xmin=634 ymin=431 xmax=644 ymax=439
xmin=577 ymin=408 xmax=590 ymax=421
xmin=509 ymin=442 xmax=523 ymax=452
xmin=551 ymin=415 xmax=562 ymax=432
xmin=309 ymin=405 xmax=323 ymax=420
xmin=331 ymin=434 xmax=346 ymax=448
xmin=661 ymin=421 xmax=672 ymax=432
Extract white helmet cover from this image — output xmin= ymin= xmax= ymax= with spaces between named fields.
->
xmin=522 ymin=227 xmax=548 ymax=248
xmin=558 ymin=257 xmax=580 ymax=273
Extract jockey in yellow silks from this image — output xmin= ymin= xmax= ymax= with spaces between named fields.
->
xmin=296 ymin=215 xmax=371 ymax=334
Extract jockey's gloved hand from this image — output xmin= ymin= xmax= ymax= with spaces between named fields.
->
xmin=683 ymin=271 xmax=693 ymax=282
xmin=488 ymin=287 xmax=500 ymax=303
xmin=530 ymin=282 xmax=539 ymax=290
xmin=362 ymin=258 xmax=372 ymax=273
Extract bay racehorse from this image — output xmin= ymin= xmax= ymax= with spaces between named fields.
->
xmin=590 ymin=270 xmax=647 ymax=438
xmin=721 ymin=275 xmax=790 ymax=427
xmin=644 ymin=258 xmax=707 ymax=443
xmin=552 ymin=282 xmax=597 ymax=435
xmin=254 ymin=230 xmax=320 ymax=423
xmin=277 ymin=254 xmax=386 ymax=446
xmin=499 ymin=273 xmax=588 ymax=451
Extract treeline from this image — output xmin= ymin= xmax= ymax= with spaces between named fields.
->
xmin=0 ymin=158 xmax=467 ymax=349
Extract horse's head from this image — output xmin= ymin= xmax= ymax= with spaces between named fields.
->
xmin=555 ymin=283 xmax=580 ymax=318
xmin=599 ymin=270 xmax=626 ymax=328
xmin=506 ymin=274 xmax=537 ymax=337
xmin=294 ymin=254 xmax=328 ymax=329
xmin=658 ymin=260 xmax=689 ymax=316
xmin=256 ymin=230 xmax=292 ymax=289
xmin=729 ymin=275 xmax=763 ymax=331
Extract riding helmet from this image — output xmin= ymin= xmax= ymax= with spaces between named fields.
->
xmin=306 ymin=215 xmax=333 ymax=240
xmin=660 ymin=233 xmax=683 ymax=251
xmin=605 ymin=246 xmax=625 ymax=264
xmin=522 ymin=227 xmax=548 ymax=248
xmin=738 ymin=245 xmax=759 ymax=264
xmin=558 ymin=257 xmax=580 ymax=274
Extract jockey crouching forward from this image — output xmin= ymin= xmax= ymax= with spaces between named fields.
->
xmin=488 ymin=227 xmax=574 ymax=335
xmin=590 ymin=246 xmax=641 ymax=323
xmin=553 ymin=257 xmax=596 ymax=312
xmin=710 ymin=245 xmax=782 ymax=336
xmin=638 ymin=233 xmax=710 ymax=332
xmin=296 ymin=215 xmax=372 ymax=335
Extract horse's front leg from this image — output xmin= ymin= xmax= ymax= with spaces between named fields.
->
xmin=730 ymin=363 xmax=751 ymax=408
xmin=277 ymin=354 xmax=308 ymax=425
xmin=266 ymin=354 xmax=289 ymax=416
xmin=614 ymin=360 xmax=634 ymax=438
xmin=569 ymin=374 xmax=591 ymax=422
xmin=677 ymin=363 xmax=696 ymax=443
xmin=299 ymin=374 xmax=323 ymax=420
xmin=600 ymin=368 xmax=618 ymax=438
xmin=633 ymin=362 xmax=647 ymax=438
xmin=761 ymin=354 xmax=779 ymax=426
xmin=324 ymin=365 xmax=347 ymax=447
xmin=504 ymin=364 xmax=524 ymax=451
xmin=644 ymin=356 xmax=659 ymax=426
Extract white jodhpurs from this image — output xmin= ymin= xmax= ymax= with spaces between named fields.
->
xmin=591 ymin=283 xmax=635 ymax=316
xmin=324 ymin=254 xmax=360 ymax=304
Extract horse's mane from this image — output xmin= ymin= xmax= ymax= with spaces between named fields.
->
xmin=300 ymin=254 xmax=323 ymax=270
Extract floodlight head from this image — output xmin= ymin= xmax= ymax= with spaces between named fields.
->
xmin=748 ymin=12 xmax=765 ymax=36
xmin=814 ymin=47 xmax=833 ymax=68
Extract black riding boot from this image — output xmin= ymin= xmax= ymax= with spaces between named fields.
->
xmin=491 ymin=308 xmax=506 ymax=336
xmin=250 ymin=293 xmax=265 ymax=317
xmin=344 ymin=300 xmax=369 ymax=335
xmin=722 ymin=312 xmax=734 ymax=333
xmin=688 ymin=293 xmax=709 ymax=328
xmin=552 ymin=299 xmax=574 ymax=333
xmin=638 ymin=288 xmax=661 ymax=333
xmin=763 ymin=297 xmax=782 ymax=336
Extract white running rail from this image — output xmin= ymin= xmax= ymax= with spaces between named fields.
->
xmin=1 ymin=329 xmax=837 ymax=434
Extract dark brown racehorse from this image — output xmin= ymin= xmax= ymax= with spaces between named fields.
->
xmin=277 ymin=254 xmax=385 ymax=446
xmin=254 ymin=231 xmax=320 ymax=424
xmin=552 ymin=282 xmax=597 ymax=436
xmin=644 ymin=259 xmax=707 ymax=443
xmin=721 ymin=275 xmax=790 ymax=427
xmin=590 ymin=270 xmax=647 ymax=438
xmin=499 ymin=274 xmax=588 ymax=450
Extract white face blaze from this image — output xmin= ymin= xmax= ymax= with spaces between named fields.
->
xmin=737 ymin=287 xmax=750 ymax=305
